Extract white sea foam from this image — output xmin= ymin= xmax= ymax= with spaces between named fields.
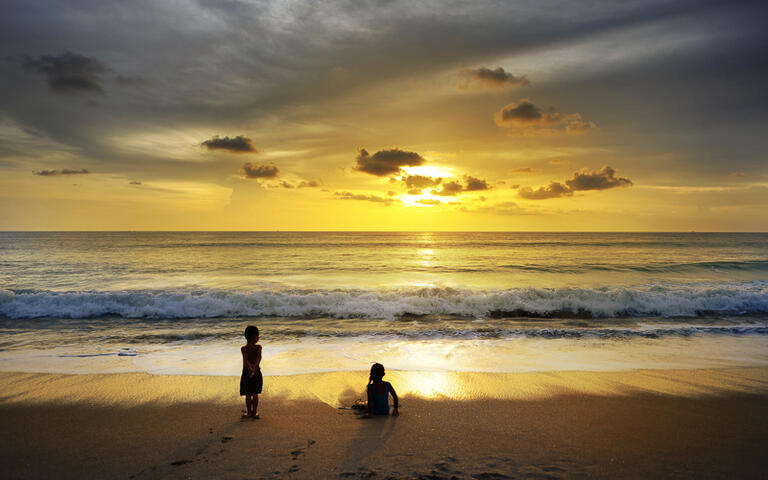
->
xmin=1 ymin=282 xmax=767 ymax=320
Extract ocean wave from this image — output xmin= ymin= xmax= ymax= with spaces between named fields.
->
xmin=1 ymin=283 xmax=767 ymax=320
xmin=88 ymin=326 xmax=768 ymax=343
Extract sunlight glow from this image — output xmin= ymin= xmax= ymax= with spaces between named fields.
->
xmin=401 ymin=165 xmax=454 ymax=178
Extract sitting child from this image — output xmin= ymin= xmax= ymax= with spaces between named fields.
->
xmin=365 ymin=363 xmax=399 ymax=417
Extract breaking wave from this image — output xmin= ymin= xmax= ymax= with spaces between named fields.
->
xmin=1 ymin=282 xmax=767 ymax=320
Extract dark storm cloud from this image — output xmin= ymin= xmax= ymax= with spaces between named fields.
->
xmin=355 ymin=148 xmax=425 ymax=176
xmin=33 ymin=168 xmax=90 ymax=176
xmin=459 ymin=67 xmax=529 ymax=90
xmin=201 ymin=135 xmax=257 ymax=153
xmin=518 ymin=166 xmax=632 ymax=199
xmin=431 ymin=181 xmax=463 ymax=196
xmin=334 ymin=191 xmax=392 ymax=203
xmin=23 ymin=52 xmax=107 ymax=93
xmin=463 ymin=175 xmax=490 ymax=191
xmin=242 ymin=162 xmax=278 ymax=179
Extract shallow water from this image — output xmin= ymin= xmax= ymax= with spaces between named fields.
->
xmin=1 ymin=232 xmax=766 ymax=375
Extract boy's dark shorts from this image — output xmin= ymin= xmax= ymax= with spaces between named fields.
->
xmin=240 ymin=367 xmax=263 ymax=395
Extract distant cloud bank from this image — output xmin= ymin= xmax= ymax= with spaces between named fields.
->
xmin=33 ymin=168 xmax=91 ymax=176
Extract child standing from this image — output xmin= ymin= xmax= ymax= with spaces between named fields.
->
xmin=366 ymin=363 xmax=399 ymax=417
xmin=240 ymin=325 xmax=262 ymax=419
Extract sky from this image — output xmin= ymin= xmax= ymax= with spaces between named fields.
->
xmin=1 ymin=0 xmax=767 ymax=231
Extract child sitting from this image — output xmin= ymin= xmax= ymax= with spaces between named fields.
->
xmin=365 ymin=363 xmax=399 ymax=417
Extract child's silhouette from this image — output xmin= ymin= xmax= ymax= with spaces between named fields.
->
xmin=365 ymin=363 xmax=399 ymax=417
xmin=240 ymin=325 xmax=262 ymax=419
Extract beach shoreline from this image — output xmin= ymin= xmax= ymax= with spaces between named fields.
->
xmin=1 ymin=368 xmax=767 ymax=479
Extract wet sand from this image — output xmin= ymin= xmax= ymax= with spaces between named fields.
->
xmin=1 ymin=369 xmax=767 ymax=479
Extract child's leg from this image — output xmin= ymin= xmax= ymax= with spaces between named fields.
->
xmin=245 ymin=394 xmax=254 ymax=415
xmin=253 ymin=394 xmax=259 ymax=415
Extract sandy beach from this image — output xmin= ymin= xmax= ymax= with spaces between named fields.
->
xmin=1 ymin=368 xmax=767 ymax=479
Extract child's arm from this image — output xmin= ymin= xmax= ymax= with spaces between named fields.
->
xmin=390 ymin=384 xmax=399 ymax=416
xmin=254 ymin=345 xmax=262 ymax=368
xmin=242 ymin=346 xmax=259 ymax=377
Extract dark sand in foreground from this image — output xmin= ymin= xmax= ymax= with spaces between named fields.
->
xmin=1 ymin=369 xmax=767 ymax=479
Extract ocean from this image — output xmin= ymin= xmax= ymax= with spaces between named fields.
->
xmin=1 ymin=232 xmax=767 ymax=376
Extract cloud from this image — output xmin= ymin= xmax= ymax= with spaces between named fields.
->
xmin=518 ymin=166 xmax=632 ymax=199
xmin=416 ymin=198 xmax=441 ymax=205
xmin=278 ymin=179 xmax=321 ymax=188
xmin=565 ymin=120 xmax=598 ymax=135
xmin=114 ymin=75 xmax=147 ymax=86
xmin=202 ymin=135 xmax=257 ymax=153
xmin=129 ymin=180 xmax=142 ymax=185
xmin=459 ymin=67 xmax=529 ymax=90
xmin=33 ymin=168 xmax=90 ymax=176
xmin=431 ymin=181 xmax=463 ymax=196
xmin=23 ymin=52 xmax=108 ymax=93
xmin=355 ymin=148 xmax=425 ymax=176
xmin=510 ymin=167 xmax=534 ymax=174
xmin=403 ymin=174 xmax=441 ymax=193
xmin=464 ymin=201 xmax=536 ymax=216
xmin=334 ymin=191 xmax=392 ymax=203
xmin=565 ymin=166 xmax=632 ymax=191
xmin=494 ymin=99 xmax=594 ymax=136
xmin=424 ymin=175 xmax=490 ymax=196
xmin=518 ymin=182 xmax=573 ymax=200
xmin=730 ymin=172 xmax=746 ymax=178
xmin=463 ymin=175 xmax=490 ymax=191
xmin=403 ymin=174 xmax=442 ymax=189
xmin=242 ymin=162 xmax=279 ymax=179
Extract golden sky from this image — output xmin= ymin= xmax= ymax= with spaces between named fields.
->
xmin=1 ymin=0 xmax=766 ymax=230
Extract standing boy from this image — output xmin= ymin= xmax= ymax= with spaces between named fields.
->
xmin=240 ymin=325 xmax=262 ymax=419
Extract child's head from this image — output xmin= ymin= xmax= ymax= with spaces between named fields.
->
xmin=244 ymin=325 xmax=259 ymax=342
xmin=369 ymin=363 xmax=385 ymax=383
